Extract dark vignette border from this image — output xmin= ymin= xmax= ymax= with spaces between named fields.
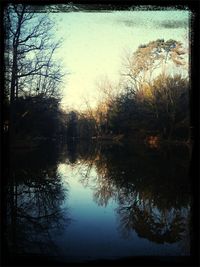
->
xmin=0 ymin=0 xmax=199 ymax=267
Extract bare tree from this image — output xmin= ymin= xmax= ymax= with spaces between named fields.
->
xmin=4 ymin=4 xmax=64 ymax=102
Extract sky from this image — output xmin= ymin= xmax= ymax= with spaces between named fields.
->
xmin=49 ymin=9 xmax=190 ymax=110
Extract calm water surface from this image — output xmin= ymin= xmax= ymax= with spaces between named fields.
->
xmin=7 ymin=140 xmax=191 ymax=262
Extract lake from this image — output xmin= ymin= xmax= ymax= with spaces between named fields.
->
xmin=6 ymin=140 xmax=192 ymax=263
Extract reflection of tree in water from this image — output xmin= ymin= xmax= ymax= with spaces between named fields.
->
xmin=117 ymin=198 xmax=189 ymax=243
xmin=69 ymin=141 xmax=191 ymax=249
xmin=66 ymin=139 xmax=78 ymax=164
xmin=66 ymin=141 xmax=118 ymax=206
xmin=7 ymin=142 xmax=71 ymax=257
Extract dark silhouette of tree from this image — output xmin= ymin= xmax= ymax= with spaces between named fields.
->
xmin=103 ymin=74 xmax=190 ymax=140
xmin=11 ymin=94 xmax=67 ymax=143
xmin=66 ymin=111 xmax=78 ymax=139
xmin=4 ymin=4 xmax=64 ymax=100
xmin=4 ymin=4 xmax=65 ymax=146
xmin=149 ymin=74 xmax=190 ymax=139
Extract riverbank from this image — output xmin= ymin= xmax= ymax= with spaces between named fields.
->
xmin=9 ymin=133 xmax=192 ymax=150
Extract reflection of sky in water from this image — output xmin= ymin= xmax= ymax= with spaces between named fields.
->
xmin=52 ymin=162 xmax=189 ymax=262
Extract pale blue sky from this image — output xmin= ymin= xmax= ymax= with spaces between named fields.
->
xmin=50 ymin=10 xmax=190 ymax=110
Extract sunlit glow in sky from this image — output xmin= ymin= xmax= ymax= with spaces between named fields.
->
xmin=50 ymin=10 xmax=190 ymax=110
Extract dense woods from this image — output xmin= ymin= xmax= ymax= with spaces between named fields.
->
xmin=3 ymin=4 xmax=190 ymax=147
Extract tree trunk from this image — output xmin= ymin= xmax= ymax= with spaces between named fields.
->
xmin=10 ymin=46 xmax=18 ymax=146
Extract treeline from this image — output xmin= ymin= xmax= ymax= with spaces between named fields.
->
xmin=7 ymin=72 xmax=190 ymax=145
xmin=108 ymin=74 xmax=190 ymax=140
xmin=65 ymin=74 xmax=190 ymax=142
xmin=64 ymin=39 xmax=190 ymax=142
